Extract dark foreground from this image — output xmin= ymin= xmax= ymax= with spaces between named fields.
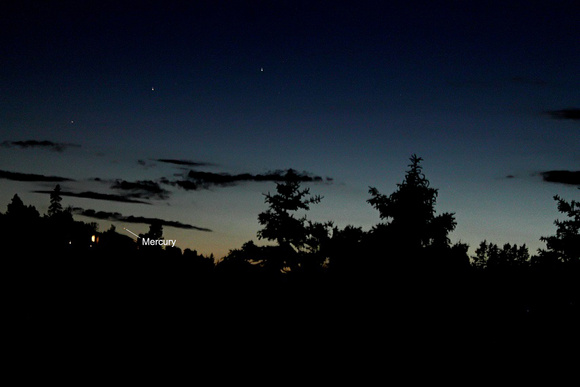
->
xmin=4 ymin=255 xmax=578 ymax=383
xmin=7 ymin=256 xmax=577 ymax=333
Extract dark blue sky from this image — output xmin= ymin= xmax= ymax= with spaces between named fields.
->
xmin=1 ymin=1 xmax=578 ymax=257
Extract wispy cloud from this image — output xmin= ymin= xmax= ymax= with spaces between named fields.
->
xmin=545 ymin=108 xmax=580 ymax=121
xmin=541 ymin=170 xmax=580 ymax=186
xmin=0 ymin=169 xmax=74 ymax=182
xmin=111 ymin=179 xmax=171 ymax=200
xmin=1 ymin=140 xmax=81 ymax=152
xmin=155 ymin=159 xmax=214 ymax=167
xmin=34 ymin=190 xmax=150 ymax=204
xmin=73 ymin=208 xmax=212 ymax=232
xmin=137 ymin=159 xmax=157 ymax=169
xmin=164 ymin=169 xmax=329 ymax=191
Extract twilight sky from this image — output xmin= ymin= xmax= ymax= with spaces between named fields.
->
xmin=1 ymin=1 xmax=578 ymax=258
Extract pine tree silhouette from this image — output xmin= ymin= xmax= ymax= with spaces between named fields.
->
xmin=48 ymin=184 xmax=63 ymax=217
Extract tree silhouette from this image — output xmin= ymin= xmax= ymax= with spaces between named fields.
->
xmin=472 ymin=240 xmax=530 ymax=270
xmin=6 ymin=194 xmax=24 ymax=217
xmin=538 ymin=195 xmax=580 ymax=263
xmin=0 ymin=159 xmax=578 ymax=322
xmin=48 ymin=184 xmax=63 ymax=217
xmin=218 ymin=241 xmax=269 ymax=275
xmin=5 ymin=194 xmax=40 ymax=221
xmin=183 ymin=248 xmax=215 ymax=273
xmin=367 ymin=155 xmax=456 ymax=257
xmin=326 ymin=225 xmax=366 ymax=275
xmin=2 ymin=194 xmax=42 ymax=257
xmin=138 ymin=221 xmax=164 ymax=256
xmin=300 ymin=219 xmax=333 ymax=273
xmin=257 ymin=169 xmax=327 ymax=273
xmin=97 ymin=224 xmax=138 ymax=257
xmin=141 ymin=221 xmax=163 ymax=241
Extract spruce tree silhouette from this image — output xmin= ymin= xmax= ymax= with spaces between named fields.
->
xmin=366 ymin=154 xmax=457 ymax=271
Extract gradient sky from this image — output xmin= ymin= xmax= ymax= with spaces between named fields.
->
xmin=1 ymin=1 xmax=578 ymax=258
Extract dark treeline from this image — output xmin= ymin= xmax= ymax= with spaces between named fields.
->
xmin=2 ymin=155 xmax=578 ymax=334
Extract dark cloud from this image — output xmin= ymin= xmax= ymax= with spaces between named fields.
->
xmin=0 ymin=169 xmax=74 ymax=182
xmin=137 ymin=159 xmax=159 ymax=169
xmin=1 ymin=140 xmax=80 ymax=152
xmin=164 ymin=169 xmax=327 ymax=191
xmin=34 ymin=190 xmax=150 ymax=204
xmin=111 ymin=179 xmax=171 ymax=200
xmin=541 ymin=170 xmax=580 ymax=186
xmin=73 ymin=208 xmax=212 ymax=232
xmin=155 ymin=159 xmax=213 ymax=167
xmin=545 ymin=108 xmax=580 ymax=121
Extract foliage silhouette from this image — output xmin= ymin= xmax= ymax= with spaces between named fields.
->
xmin=255 ymin=169 xmax=332 ymax=274
xmin=325 ymin=225 xmax=365 ymax=274
xmin=537 ymin=195 xmax=580 ymax=264
xmin=364 ymin=154 xmax=466 ymax=278
xmin=48 ymin=184 xmax=63 ymax=217
xmin=472 ymin=241 xmax=530 ymax=271
xmin=367 ymin=154 xmax=456 ymax=250
xmin=0 ymin=155 xmax=577 ymax=325
xmin=6 ymin=193 xmax=39 ymax=221
xmin=140 ymin=221 xmax=164 ymax=241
